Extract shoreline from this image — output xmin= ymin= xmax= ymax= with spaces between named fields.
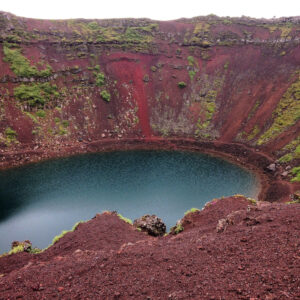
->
xmin=0 ymin=137 xmax=296 ymax=202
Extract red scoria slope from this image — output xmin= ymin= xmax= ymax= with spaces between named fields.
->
xmin=0 ymin=196 xmax=299 ymax=299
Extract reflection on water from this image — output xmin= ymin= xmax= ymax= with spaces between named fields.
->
xmin=0 ymin=150 xmax=259 ymax=252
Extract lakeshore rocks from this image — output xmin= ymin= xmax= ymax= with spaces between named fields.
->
xmin=11 ymin=240 xmax=32 ymax=252
xmin=133 ymin=214 xmax=166 ymax=236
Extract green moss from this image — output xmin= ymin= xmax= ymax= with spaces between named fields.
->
xmin=62 ymin=120 xmax=69 ymax=128
xmin=262 ymin=24 xmax=293 ymax=38
xmin=172 ymin=224 xmax=184 ymax=234
xmin=117 ymin=213 xmax=133 ymax=225
xmin=286 ymin=200 xmax=300 ymax=204
xmin=14 ymin=83 xmax=59 ymax=108
xmin=87 ymin=21 xmax=100 ymax=31
xmin=4 ymin=127 xmax=17 ymax=145
xmin=100 ymin=90 xmax=111 ymax=102
xmin=8 ymin=245 xmax=24 ymax=255
xmin=71 ymin=221 xmax=85 ymax=231
xmin=5 ymin=34 xmax=22 ymax=43
xmin=279 ymin=153 xmax=293 ymax=163
xmin=151 ymin=66 xmax=157 ymax=72
xmin=58 ymin=126 xmax=67 ymax=136
xmin=247 ymin=198 xmax=257 ymax=205
xmin=192 ymin=22 xmax=210 ymax=36
xmin=247 ymin=100 xmax=260 ymax=121
xmin=94 ymin=65 xmax=100 ymax=71
xmin=184 ymin=208 xmax=200 ymax=216
xmin=224 ymin=62 xmax=229 ymax=70
xmin=189 ymin=70 xmax=196 ymax=81
xmin=257 ymin=76 xmax=300 ymax=145
xmin=25 ymin=112 xmax=38 ymax=123
xmin=94 ymin=71 xmax=105 ymax=86
xmin=278 ymin=136 xmax=300 ymax=163
xmin=52 ymin=230 xmax=69 ymax=244
xmin=195 ymin=89 xmax=218 ymax=137
xmin=222 ymin=19 xmax=232 ymax=25
xmin=3 ymin=45 xmax=52 ymax=77
xmin=245 ymin=125 xmax=260 ymax=141
xmin=43 ymin=220 xmax=86 ymax=250
xmin=291 ymin=166 xmax=300 ymax=182
xmin=178 ymin=81 xmax=187 ymax=88
xmin=94 ymin=23 xmax=158 ymax=45
xmin=36 ymin=110 xmax=46 ymax=118
xmin=187 ymin=56 xmax=195 ymax=66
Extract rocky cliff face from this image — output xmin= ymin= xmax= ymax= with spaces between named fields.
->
xmin=0 ymin=12 xmax=299 ymax=183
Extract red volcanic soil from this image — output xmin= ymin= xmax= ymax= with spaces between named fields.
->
xmin=0 ymin=13 xmax=300 ymax=299
xmin=0 ymin=196 xmax=299 ymax=299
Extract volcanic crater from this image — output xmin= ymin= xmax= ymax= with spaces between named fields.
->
xmin=0 ymin=12 xmax=300 ymax=299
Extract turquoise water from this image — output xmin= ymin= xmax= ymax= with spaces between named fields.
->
xmin=0 ymin=150 xmax=259 ymax=252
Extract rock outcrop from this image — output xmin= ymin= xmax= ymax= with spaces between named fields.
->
xmin=133 ymin=214 xmax=166 ymax=236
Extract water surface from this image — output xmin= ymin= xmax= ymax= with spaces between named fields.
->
xmin=0 ymin=150 xmax=259 ymax=252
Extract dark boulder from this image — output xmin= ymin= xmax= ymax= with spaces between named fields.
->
xmin=133 ymin=215 xmax=166 ymax=236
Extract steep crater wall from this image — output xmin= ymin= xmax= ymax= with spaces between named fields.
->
xmin=0 ymin=12 xmax=299 ymax=200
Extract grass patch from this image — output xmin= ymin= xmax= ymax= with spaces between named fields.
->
xmin=14 ymin=83 xmax=59 ymax=108
xmin=3 ymin=45 xmax=52 ymax=77
xmin=25 ymin=112 xmax=38 ymax=123
xmin=279 ymin=153 xmax=293 ymax=163
xmin=117 ymin=213 xmax=133 ymax=225
xmin=100 ymin=90 xmax=111 ymax=102
xmin=257 ymin=75 xmax=300 ymax=145
xmin=36 ymin=110 xmax=46 ymax=118
xmin=5 ymin=127 xmax=17 ymax=140
xmin=52 ymin=230 xmax=69 ymax=245
xmin=184 ymin=208 xmax=200 ymax=216
xmin=172 ymin=224 xmax=184 ymax=234
xmin=189 ymin=70 xmax=196 ymax=80
xmin=1 ymin=127 xmax=18 ymax=145
xmin=187 ymin=56 xmax=195 ymax=66
xmin=94 ymin=71 xmax=105 ymax=86
xmin=178 ymin=81 xmax=187 ymax=88
xmin=291 ymin=166 xmax=300 ymax=182
xmin=247 ymin=197 xmax=257 ymax=205
xmin=51 ymin=220 xmax=85 ymax=245
xmin=62 ymin=120 xmax=69 ymax=128
xmin=8 ymin=245 xmax=24 ymax=255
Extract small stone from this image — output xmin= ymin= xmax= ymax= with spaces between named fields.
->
xmin=58 ymin=287 xmax=64 ymax=292
xmin=267 ymin=163 xmax=276 ymax=172
xmin=216 ymin=218 xmax=227 ymax=233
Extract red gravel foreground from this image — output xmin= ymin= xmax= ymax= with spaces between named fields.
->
xmin=0 ymin=196 xmax=299 ymax=299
